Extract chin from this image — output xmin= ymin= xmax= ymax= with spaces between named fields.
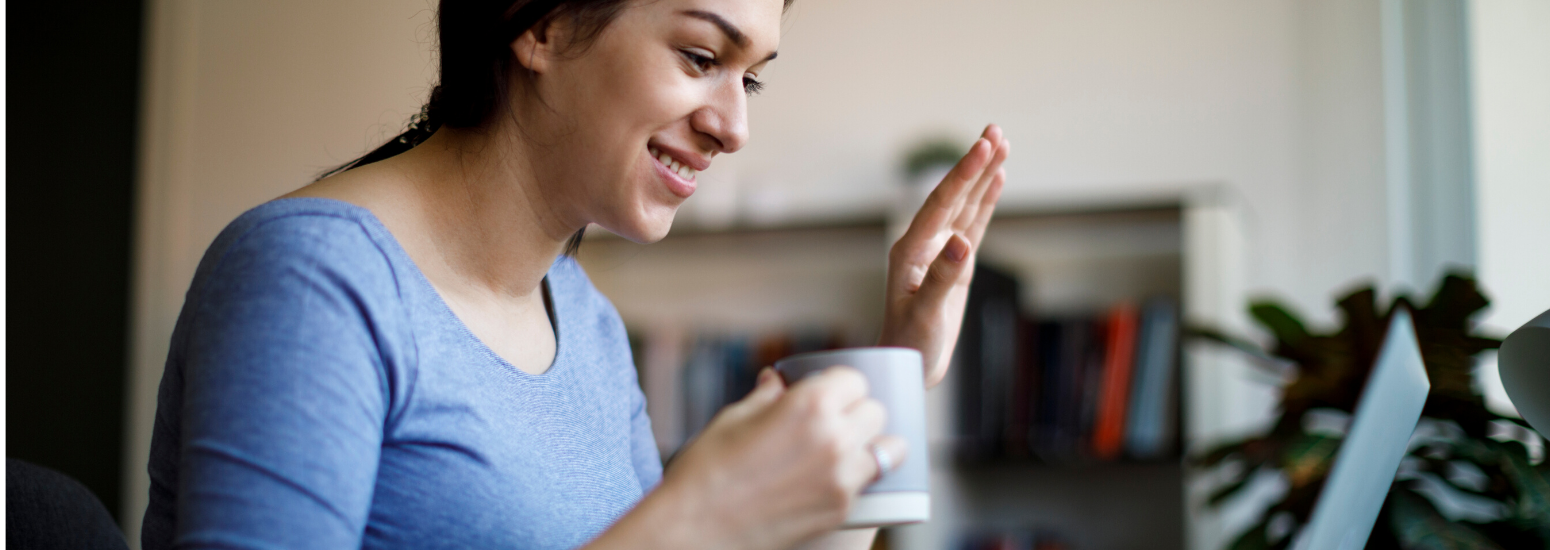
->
xmin=604 ymin=207 xmax=678 ymax=244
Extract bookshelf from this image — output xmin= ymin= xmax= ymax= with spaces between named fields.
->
xmin=576 ymin=196 xmax=1240 ymax=550
xmin=911 ymin=207 xmax=1184 ymax=550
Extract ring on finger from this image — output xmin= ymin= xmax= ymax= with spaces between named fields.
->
xmin=868 ymin=442 xmax=894 ymax=482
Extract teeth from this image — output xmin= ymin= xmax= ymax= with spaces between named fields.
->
xmin=650 ymin=146 xmax=697 ymax=179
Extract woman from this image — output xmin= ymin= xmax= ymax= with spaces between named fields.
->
xmin=141 ymin=0 xmax=1009 ymax=548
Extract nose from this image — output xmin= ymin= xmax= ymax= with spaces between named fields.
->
xmin=690 ymin=76 xmax=749 ymax=154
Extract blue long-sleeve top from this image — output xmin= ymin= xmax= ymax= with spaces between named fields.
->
xmin=141 ymin=198 xmax=663 ymax=549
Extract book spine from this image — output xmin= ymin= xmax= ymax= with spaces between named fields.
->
xmin=1033 ymin=320 xmax=1063 ymax=458
xmin=1124 ymin=298 xmax=1179 ymax=459
xmin=1006 ymin=317 xmax=1038 ymax=458
xmin=1092 ymin=302 xmax=1140 ymax=460
xmin=641 ymin=324 xmax=688 ymax=457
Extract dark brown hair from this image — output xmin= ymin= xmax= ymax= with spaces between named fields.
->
xmin=323 ymin=0 xmax=791 ymax=254
xmin=321 ymin=0 xmax=637 ymax=253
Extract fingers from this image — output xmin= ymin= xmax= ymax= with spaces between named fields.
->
xmin=965 ymin=169 xmax=1005 ymax=246
xmin=946 ymin=127 xmax=1006 ymax=230
xmin=790 ymin=366 xmax=869 ymax=414
xmin=869 ymin=435 xmax=909 ymax=480
xmin=894 ymin=126 xmax=1009 ymax=270
xmin=845 ymin=434 xmax=908 ymax=490
xmin=717 ymin=367 xmax=787 ymax=424
xmin=953 ymin=137 xmax=1010 ymax=237
xmin=914 ymin=233 xmax=974 ymax=308
xmin=747 ymin=367 xmax=786 ymax=405
xmin=843 ymin=395 xmax=887 ymax=440
xmin=841 ymin=398 xmax=893 ymax=489
xmin=897 ymin=137 xmax=993 ymax=249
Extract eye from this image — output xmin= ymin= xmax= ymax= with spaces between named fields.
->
xmin=743 ymin=76 xmax=765 ymax=96
xmin=680 ymin=49 xmax=718 ymax=73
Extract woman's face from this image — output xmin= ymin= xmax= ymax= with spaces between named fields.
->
xmin=517 ymin=0 xmax=783 ymax=243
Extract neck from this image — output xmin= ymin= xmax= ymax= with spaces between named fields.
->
xmin=388 ymin=124 xmax=580 ymax=299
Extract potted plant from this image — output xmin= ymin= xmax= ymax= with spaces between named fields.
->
xmin=1194 ymin=274 xmax=1550 ymax=549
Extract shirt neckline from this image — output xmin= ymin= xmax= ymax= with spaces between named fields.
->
xmin=270 ymin=196 xmax=570 ymax=379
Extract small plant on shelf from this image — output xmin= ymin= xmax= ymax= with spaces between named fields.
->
xmin=1193 ymin=273 xmax=1550 ymax=550
xmin=900 ymin=136 xmax=965 ymax=181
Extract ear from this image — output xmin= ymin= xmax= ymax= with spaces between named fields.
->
xmin=511 ymin=16 xmax=572 ymax=75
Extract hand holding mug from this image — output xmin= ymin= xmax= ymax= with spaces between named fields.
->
xmin=657 ymin=365 xmax=907 ymax=550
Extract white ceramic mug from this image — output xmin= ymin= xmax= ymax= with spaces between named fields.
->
xmin=774 ymin=347 xmax=931 ymax=528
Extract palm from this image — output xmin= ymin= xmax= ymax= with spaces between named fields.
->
xmin=879 ymin=125 xmax=1009 ymax=388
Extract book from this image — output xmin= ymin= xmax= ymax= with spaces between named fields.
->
xmin=956 ymin=263 xmax=1021 ymax=459
xmin=1077 ymin=321 xmax=1105 ymax=456
xmin=640 ymin=325 xmax=689 ymax=457
xmin=1032 ymin=320 xmax=1064 ymax=458
xmin=1040 ymin=318 xmax=1092 ymax=461
xmin=1091 ymin=302 xmax=1140 ymax=459
xmin=1006 ymin=318 xmax=1040 ymax=458
xmin=681 ymin=336 xmax=726 ymax=442
xmin=1124 ymin=297 xmax=1180 ymax=459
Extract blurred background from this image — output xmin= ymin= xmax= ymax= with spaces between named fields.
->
xmin=6 ymin=0 xmax=1547 ymax=549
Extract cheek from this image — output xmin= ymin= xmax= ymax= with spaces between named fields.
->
xmin=550 ymin=45 xmax=702 ymax=233
xmin=590 ymin=44 xmax=703 ymax=129
xmin=587 ymin=68 xmax=699 ymax=186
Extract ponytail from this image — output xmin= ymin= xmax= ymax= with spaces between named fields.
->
xmin=315 ymin=89 xmax=444 ymax=181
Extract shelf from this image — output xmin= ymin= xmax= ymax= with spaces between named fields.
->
xmin=897 ymin=461 xmax=1184 ymax=550
xmin=581 ymin=203 xmax=1183 ymax=240
xmin=929 ymin=443 xmax=1183 ymax=471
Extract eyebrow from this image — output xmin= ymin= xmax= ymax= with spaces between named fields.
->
xmin=681 ymin=10 xmax=778 ymax=62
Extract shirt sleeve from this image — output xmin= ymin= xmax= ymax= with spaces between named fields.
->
xmin=173 ymin=216 xmax=401 ymax=549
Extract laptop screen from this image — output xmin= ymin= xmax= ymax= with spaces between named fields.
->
xmin=1293 ymin=309 xmax=1432 ymax=550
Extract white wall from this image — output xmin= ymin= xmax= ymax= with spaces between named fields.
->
xmin=126 ymin=0 xmax=1414 ymax=545
xmin=1468 ymin=0 xmax=1550 ymax=416
xmin=1289 ymin=0 xmax=1393 ymax=319
xmin=708 ymin=0 xmax=1401 ymax=327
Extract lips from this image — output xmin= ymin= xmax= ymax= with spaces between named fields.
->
xmin=648 ymin=145 xmax=701 ymax=199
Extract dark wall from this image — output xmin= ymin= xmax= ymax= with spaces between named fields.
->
xmin=7 ymin=0 xmax=145 ymax=520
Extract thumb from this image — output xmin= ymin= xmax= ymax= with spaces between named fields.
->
xmin=713 ymin=368 xmax=786 ymax=426
xmin=743 ymin=367 xmax=787 ymax=407
xmin=916 ymin=233 xmax=972 ymax=305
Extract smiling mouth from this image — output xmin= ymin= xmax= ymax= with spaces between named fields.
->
xmin=649 ymin=146 xmax=698 ymax=181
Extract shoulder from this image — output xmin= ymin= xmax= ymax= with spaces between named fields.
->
xmin=211 ymin=198 xmax=392 ymax=261
xmin=172 ymin=199 xmax=417 ymax=391
xmin=186 ymin=198 xmax=406 ymax=311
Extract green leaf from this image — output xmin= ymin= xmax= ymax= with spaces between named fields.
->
xmin=1249 ymin=302 xmax=1311 ymax=349
xmin=1185 ymin=326 xmax=1295 ymax=377
xmin=1209 ymin=466 xmax=1260 ymax=507
xmin=1498 ymin=447 xmax=1550 ymax=532
xmin=1195 ymin=440 xmax=1251 ymax=468
xmin=1388 ymin=488 xmax=1505 ymax=550
xmin=1419 ymin=273 xmax=1491 ymax=331
xmin=1281 ymin=434 xmax=1340 ymax=489
xmin=900 ymin=138 xmax=964 ymax=179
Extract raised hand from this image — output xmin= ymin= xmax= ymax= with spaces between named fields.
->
xmin=879 ymin=124 xmax=1009 ymax=388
